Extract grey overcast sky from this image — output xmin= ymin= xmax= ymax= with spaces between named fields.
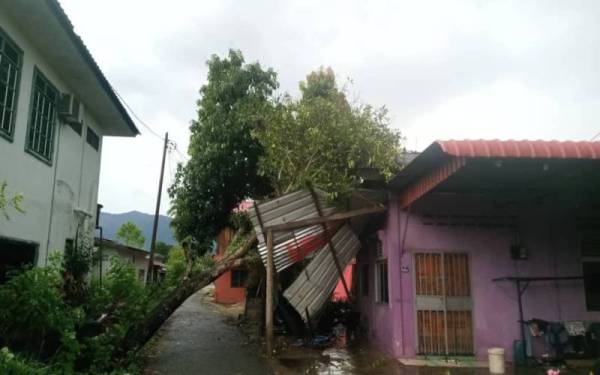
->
xmin=60 ymin=0 xmax=600 ymax=215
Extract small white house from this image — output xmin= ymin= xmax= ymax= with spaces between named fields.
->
xmin=93 ymin=238 xmax=166 ymax=283
xmin=0 ymin=0 xmax=138 ymax=280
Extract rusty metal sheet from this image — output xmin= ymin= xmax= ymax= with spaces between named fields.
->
xmin=398 ymin=156 xmax=466 ymax=208
xmin=283 ymin=224 xmax=360 ymax=321
xmin=248 ymin=189 xmax=337 ymax=272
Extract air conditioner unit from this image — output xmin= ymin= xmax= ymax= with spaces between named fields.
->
xmin=58 ymin=94 xmax=81 ymax=125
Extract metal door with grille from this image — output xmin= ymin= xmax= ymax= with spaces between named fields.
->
xmin=414 ymin=253 xmax=473 ymax=355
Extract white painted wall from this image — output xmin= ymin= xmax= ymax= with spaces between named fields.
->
xmin=93 ymin=246 xmax=148 ymax=283
xmin=0 ymin=12 xmax=104 ymax=266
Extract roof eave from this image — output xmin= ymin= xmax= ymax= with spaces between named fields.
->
xmin=46 ymin=0 xmax=139 ymax=136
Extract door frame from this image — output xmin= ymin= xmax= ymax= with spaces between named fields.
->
xmin=412 ymin=250 xmax=474 ymax=356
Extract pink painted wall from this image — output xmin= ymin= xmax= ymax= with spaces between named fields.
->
xmin=214 ymin=228 xmax=246 ymax=305
xmin=358 ymin=194 xmax=600 ymax=361
xmin=332 ymin=263 xmax=354 ymax=302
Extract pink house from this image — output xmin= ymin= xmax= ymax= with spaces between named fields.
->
xmin=357 ymin=139 xmax=600 ymax=364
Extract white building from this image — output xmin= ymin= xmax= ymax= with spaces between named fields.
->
xmin=93 ymin=238 xmax=166 ymax=283
xmin=0 ymin=0 xmax=138 ymax=279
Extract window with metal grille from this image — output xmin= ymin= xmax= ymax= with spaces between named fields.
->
xmin=231 ymin=268 xmax=248 ymax=288
xmin=375 ymin=259 xmax=389 ymax=303
xmin=375 ymin=238 xmax=383 ymax=258
xmin=86 ymin=126 xmax=99 ymax=151
xmin=26 ymin=69 xmax=58 ymax=163
xmin=0 ymin=28 xmax=22 ymax=141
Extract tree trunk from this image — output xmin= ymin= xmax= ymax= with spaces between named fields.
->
xmin=117 ymin=233 xmax=257 ymax=355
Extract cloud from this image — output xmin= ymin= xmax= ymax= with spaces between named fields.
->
xmin=59 ymin=0 xmax=600 ymax=215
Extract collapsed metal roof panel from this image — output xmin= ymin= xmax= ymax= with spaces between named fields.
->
xmin=283 ymin=224 xmax=360 ymax=321
xmin=248 ymin=189 xmax=336 ymax=272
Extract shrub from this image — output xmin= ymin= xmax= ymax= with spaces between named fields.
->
xmin=164 ymin=246 xmax=187 ymax=286
xmin=82 ymin=257 xmax=150 ymax=372
xmin=0 ymin=256 xmax=152 ymax=373
xmin=0 ymin=264 xmax=81 ymax=370
xmin=0 ymin=347 xmax=49 ymax=375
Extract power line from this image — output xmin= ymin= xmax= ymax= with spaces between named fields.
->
xmin=591 ymin=130 xmax=600 ymax=141
xmin=112 ymin=85 xmax=190 ymax=163
xmin=112 ymin=88 xmax=164 ymax=141
xmin=172 ymin=144 xmax=187 ymax=162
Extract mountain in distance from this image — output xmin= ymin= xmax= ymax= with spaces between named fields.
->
xmin=99 ymin=211 xmax=176 ymax=250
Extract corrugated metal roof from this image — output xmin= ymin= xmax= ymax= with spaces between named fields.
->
xmin=283 ymin=224 xmax=360 ymax=321
xmin=437 ymin=139 xmax=600 ymax=159
xmin=248 ymin=190 xmax=337 ymax=272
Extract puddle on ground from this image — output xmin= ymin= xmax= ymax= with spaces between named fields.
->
xmin=272 ymin=335 xmax=594 ymax=375
xmin=272 ymin=334 xmax=490 ymax=375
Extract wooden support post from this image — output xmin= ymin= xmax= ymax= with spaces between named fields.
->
xmin=309 ymin=188 xmax=351 ymax=299
xmin=265 ymin=228 xmax=274 ymax=357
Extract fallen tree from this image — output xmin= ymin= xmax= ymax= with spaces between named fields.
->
xmin=116 ymin=233 xmax=258 ymax=356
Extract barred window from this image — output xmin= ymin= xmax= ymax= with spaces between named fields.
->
xmin=0 ymin=29 xmax=22 ymax=140
xmin=375 ymin=259 xmax=389 ymax=303
xmin=231 ymin=268 xmax=248 ymax=288
xmin=26 ymin=69 xmax=58 ymax=163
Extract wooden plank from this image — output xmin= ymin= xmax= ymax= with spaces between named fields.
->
xmin=265 ymin=206 xmax=386 ymax=232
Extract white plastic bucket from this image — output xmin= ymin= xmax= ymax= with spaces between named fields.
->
xmin=488 ymin=347 xmax=505 ymax=374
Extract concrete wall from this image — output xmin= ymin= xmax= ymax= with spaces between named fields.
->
xmin=358 ymin=194 xmax=600 ymax=361
xmin=214 ymin=268 xmax=247 ymax=305
xmin=0 ymin=12 xmax=103 ymax=265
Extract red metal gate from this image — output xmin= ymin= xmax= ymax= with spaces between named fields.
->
xmin=414 ymin=253 xmax=473 ymax=355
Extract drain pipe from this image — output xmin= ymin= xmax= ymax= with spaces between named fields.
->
xmin=95 ymin=203 xmax=103 ymax=284
xmin=44 ymin=121 xmax=64 ymax=266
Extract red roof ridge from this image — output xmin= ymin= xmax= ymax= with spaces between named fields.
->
xmin=433 ymin=139 xmax=600 ymax=159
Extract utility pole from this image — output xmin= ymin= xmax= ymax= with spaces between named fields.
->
xmin=146 ymin=132 xmax=168 ymax=284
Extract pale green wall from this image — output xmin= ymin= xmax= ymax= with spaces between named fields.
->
xmin=0 ymin=11 xmax=104 ymax=266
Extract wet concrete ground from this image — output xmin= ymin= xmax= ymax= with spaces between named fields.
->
xmin=143 ymin=290 xmax=268 ymax=375
xmin=143 ymin=289 xmax=594 ymax=375
xmin=272 ymin=342 xmax=595 ymax=375
xmin=272 ymin=339 xmax=489 ymax=375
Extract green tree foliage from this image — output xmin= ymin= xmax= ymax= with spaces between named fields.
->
xmin=255 ymin=67 xmax=402 ymax=198
xmin=163 ymin=246 xmax=187 ymax=286
xmin=0 ymin=347 xmax=49 ymax=375
xmin=169 ymin=55 xmax=401 ymax=248
xmin=168 ymin=49 xmax=277 ymax=246
xmin=115 ymin=221 xmax=145 ymax=249
xmin=62 ymin=234 xmax=93 ymax=306
xmin=0 ymin=181 xmax=24 ymax=220
xmin=155 ymin=241 xmax=172 ymax=259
